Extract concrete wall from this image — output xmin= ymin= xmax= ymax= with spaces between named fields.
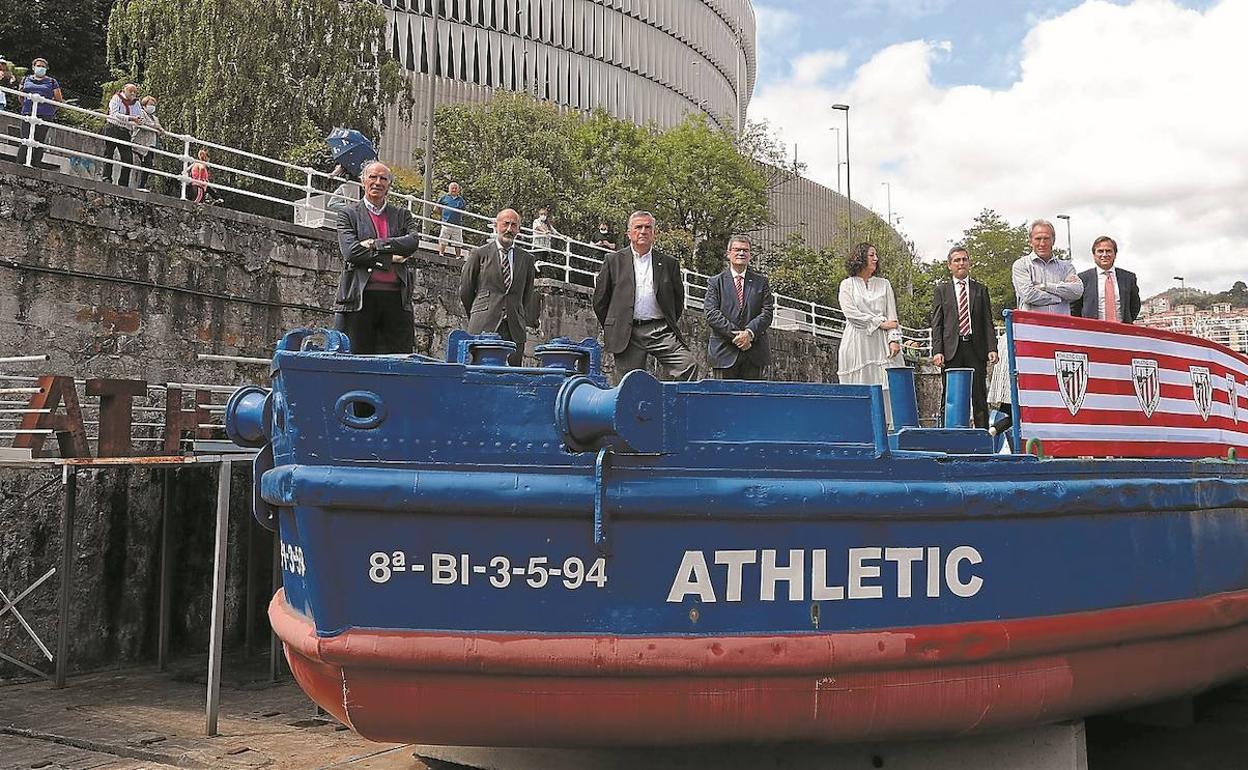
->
xmin=0 ymin=163 xmax=844 ymax=677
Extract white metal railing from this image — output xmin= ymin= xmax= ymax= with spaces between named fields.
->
xmin=0 ymin=85 xmax=933 ymax=356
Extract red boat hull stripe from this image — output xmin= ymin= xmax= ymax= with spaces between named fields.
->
xmin=270 ymin=591 xmax=1248 ymax=745
xmin=271 ymin=588 xmax=1248 ymax=676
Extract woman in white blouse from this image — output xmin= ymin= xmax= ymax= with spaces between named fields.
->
xmin=837 ymin=243 xmax=902 ymax=420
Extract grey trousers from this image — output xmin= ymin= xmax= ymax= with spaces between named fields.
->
xmin=612 ymin=320 xmax=697 ymax=384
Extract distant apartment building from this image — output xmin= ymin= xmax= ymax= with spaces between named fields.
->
xmin=1138 ymin=298 xmax=1248 ymax=353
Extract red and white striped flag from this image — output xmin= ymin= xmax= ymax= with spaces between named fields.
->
xmin=1008 ymin=310 xmax=1248 ymax=458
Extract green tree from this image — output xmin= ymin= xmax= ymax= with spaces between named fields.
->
xmin=430 ymin=96 xmax=770 ymax=267
xmin=953 ymin=209 xmax=1029 ymax=317
xmin=1 ymin=0 xmax=116 ymax=98
xmin=766 ymin=234 xmax=842 ymax=308
xmin=105 ymin=0 xmax=412 ymax=172
xmin=649 ymin=115 xmax=770 ymax=275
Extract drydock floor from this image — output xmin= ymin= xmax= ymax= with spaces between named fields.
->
xmin=2 ymin=658 xmax=1246 ymax=769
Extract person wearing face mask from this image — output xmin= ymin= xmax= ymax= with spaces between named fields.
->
xmin=530 ymin=207 xmax=560 ymax=254
xmin=131 ymin=95 xmax=167 ymax=192
xmin=586 ymin=220 xmax=617 ymax=252
xmin=16 ymin=58 xmax=63 ymax=168
xmin=102 ymin=83 xmax=143 ymax=186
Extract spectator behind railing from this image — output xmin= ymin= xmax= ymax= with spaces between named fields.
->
xmin=435 ymin=181 xmax=467 ymax=259
xmin=15 ymin=57 xmax=62 ymax=168
xmin=189 ymin=148 xmax=218 ymax=204
xmin=530 ymin=207 xmax=560 ymax=254
xmin=102 ymin=83 xmax=142 ymax=187
xmin=0 ymin=60 xmax=17 ymax=110
xmin=132 ymin=95 xmax=167 ymax=192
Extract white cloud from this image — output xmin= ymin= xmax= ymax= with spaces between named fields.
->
xmin=791 ymin=49 xmax=851 ymax=83
xmin=748 ymin=0 xmax=1248 ymax=297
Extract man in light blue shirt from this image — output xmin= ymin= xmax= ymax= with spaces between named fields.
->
xmin=1011 ymin=219 xmax=1083 ymax=314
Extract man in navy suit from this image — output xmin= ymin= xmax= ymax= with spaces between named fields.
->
xmin=931 ymin=247 xmax=998 ymax=429
xmin=703 ymin=235 xmax=774 ymax=380
xmin=334 ymin=161 xmax=421 ymax=354
xmin=1071 ymin=236 xmax=1141 ymax=323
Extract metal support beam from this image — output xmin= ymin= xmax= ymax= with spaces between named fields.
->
xmin=205 ymin=458 xmax=232 ymax=736
xmin=55 ymin=465 xmax=76 ymax=688
xmin=157 ymin=468 xmax=173 ymax=671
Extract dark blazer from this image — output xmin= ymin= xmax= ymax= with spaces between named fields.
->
xmin=703 ymin=268 xmax=774 ymax=369
xmin=1071 ymin=267 xmax=1140 ymax=323
xmin=930 ymin=277 xmax=996 ymax=362
xmin=592 ymin=247 xmax=687 ymax=354
xmin=334 ymin=201 xmax=421 ymax=313
xmin=459 ymin=239 xmax=537 ymax=344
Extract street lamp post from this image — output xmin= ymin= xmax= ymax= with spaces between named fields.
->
xmin=881 ymin=181 xmax=892 ymax=226
xmin=832 ymin=104 xmax=851 ymax=246
xmin=828 ymin=127 xmax=841 ymax=194
xmin=421 ymin=0 xmax=441 ymax=216
xmin=1056 ymin=214 xmax=1073 ymax=260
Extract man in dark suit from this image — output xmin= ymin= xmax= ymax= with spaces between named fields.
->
xmin=592 ymin=211 xmax=697 ymax=383
xmin=334 ymin=161 xmax=421 ymax=354
xmin=930 ymin=247 xmax=998 ymax=429
xmin=459 ymin=208 xmax=537 ymax=366
xmin=703 ymin=235 xmax=774 ymax=380
xmin=1070 ymin=236 xmax=1141 ymax=323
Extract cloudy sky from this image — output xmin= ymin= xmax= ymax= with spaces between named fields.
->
xmin=746 ymin=0 xmax=1245 ymax=298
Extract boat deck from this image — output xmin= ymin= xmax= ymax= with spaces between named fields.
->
xmin=2 ymin=659 xmax=1247 ymax=769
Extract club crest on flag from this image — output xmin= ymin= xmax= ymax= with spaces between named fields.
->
xmin=1190 ymin=366 xmax=1213 ymax=421
xmin=1131 ymin=359 xmax=1160 ymax=418
xmin=1054 ymin=351 xmax=1089 ymax=416
xmin=1229 ymin=374 xmax=1239 ymax=425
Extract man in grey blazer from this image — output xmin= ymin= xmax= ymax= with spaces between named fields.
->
xmin=459 ymin=208 xmax=537 ymax=366
xmin=334 ymin=161 xmax=421 ymax=354
xmin=704 ymin=235 xmax=773 ymax=380
xmin=592 ymin=211 xmax=697 ymax=383
xmin=1070 ymin=236 xmax=1141 ymax=323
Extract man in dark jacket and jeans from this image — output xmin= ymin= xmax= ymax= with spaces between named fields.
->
xmin=334 ymin=161 xmax=421 ymax=354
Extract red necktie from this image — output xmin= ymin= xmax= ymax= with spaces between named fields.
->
xmin=735 ymin=275 xmax=744 ymax=310
xmin=957 ymin=280 xmax=971 ymax=336
xmin=1102 ymin=271 xmax=1116 ymax=321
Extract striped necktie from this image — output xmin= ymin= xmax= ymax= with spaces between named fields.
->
xmin=500 ymin=248 xmax=512 ymax=292
xmin=957 ymin=280 xmax=971 ymax=336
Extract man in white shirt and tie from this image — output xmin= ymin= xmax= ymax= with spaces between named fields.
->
xmin=459 ymin=208 xmax=538 ymax=366
xmin=592 ymin=211 xmax=697 ymax=383
xmin=931 ymin=247 xmax=998 ymax=429
xmin=1071 ymin=236 xmax=1141 ymax=324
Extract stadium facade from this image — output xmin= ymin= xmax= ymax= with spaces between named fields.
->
xmin=375 ymin=0 xmax=855 ymax=252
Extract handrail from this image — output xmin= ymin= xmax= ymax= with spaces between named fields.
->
xmin=0 ymin=84 xmax=933 ymax=355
